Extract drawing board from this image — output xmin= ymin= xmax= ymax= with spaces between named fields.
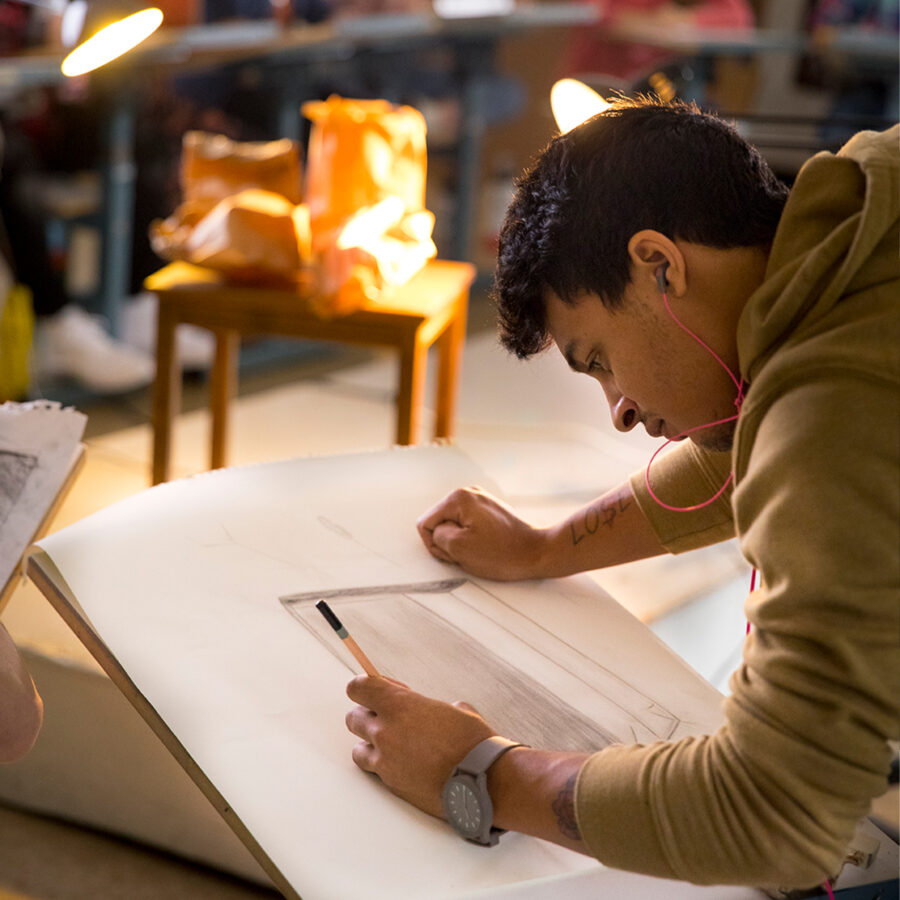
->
xmin=31 ymin=445 xmax=733 ymax=899
xmin=0 ymin=401 xmax=86 ymax=610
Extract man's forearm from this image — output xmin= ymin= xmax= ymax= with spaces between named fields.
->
xmin=536 ymin=483 xmax=666 ymax=578
xmin=487 ymin=746 xmax=592 ymax=855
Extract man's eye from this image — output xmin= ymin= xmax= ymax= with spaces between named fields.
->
xmin=588 ymin=359 xmax=609 ymax=374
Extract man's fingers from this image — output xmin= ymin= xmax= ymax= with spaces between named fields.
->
xmin=350 ymin=740 xmax=379 ymax=774
xmin=431 ymin=521 xmax=466 ymax=555
xmin=423 ymin=536 xmax=456 ymax=563
xmin=429 ymin=547 xmax=456 ymax=564
xmin=416 ymin=497 xmax=460 ymax=535
xmin=416 ymin=486 xmax=486 ymax=535
xmin=346 ymin=673 xmax=397 ymax=707
xmin=345 ymin=704 xmax=377 ymax=740
xmin=416 ymin=514 xmax=460 ymax=564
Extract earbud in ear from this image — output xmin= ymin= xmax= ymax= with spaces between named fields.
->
xmin=655 ymin=265 xmax=669 ymax=294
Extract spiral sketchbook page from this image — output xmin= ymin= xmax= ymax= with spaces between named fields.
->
xmin=35 ymin=445 xmax=732 ymax=900
xmin=0 ymin=401 xmax=86 ymax=608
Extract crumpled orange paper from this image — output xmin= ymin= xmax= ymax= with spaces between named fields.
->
xmin=149 ymin=100 xmax=437 ymax=313
xmin=180 ymin=130 xmax=303 ymax=210
xmin=150 ymin=132 xmax=310 ymax=283
xmin=303 ymin=96 xmax=436 ymax=314
xmin=151 ymin=189 xmax=312 ymax=283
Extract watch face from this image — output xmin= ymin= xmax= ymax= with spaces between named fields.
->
xmin=443 ymin=779 xmax=483 ymax=838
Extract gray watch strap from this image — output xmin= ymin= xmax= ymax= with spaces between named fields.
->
xmin=457 ymin=736 xmax=525 ymax=777
xmin=446 ymin=736 xmax=527 ymax=845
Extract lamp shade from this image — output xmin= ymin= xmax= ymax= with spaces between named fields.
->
xmin=61 ymin=0 xmax=163 ymax=77
xmin=550 ymin=78 xmax=611 ymax=134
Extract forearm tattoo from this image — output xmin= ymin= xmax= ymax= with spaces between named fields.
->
xmin=551 ymin=773 xmax=581 ymax=842
xmin=569 ymin=488 xmax=632 ymax=546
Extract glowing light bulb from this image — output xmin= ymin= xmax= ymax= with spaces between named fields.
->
xmin=61 ymin=8 xmax=163 ymax=77
xmin=550 ymin=78 xmax=611 ymax=134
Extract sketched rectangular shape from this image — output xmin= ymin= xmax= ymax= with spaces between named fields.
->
xmin=282 ymin=580 xmax=618 ymax=752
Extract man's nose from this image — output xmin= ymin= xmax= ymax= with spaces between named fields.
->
xmin=609 ymin=393 xmax=640 ymax=433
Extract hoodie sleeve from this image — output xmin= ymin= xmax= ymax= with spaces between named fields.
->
xmin=576 ymin=367 xmax=899 ymax=890
xmin=628 ymin=441 xmax=736 ymax=552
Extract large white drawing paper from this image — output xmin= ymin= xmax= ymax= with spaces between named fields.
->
xmin=36 ymin=445 xmax=728 ymax=900
xmin=0 ymin=401 xmax=85 ymax=597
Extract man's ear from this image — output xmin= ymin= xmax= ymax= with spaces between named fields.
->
xmin=627 ymin=230 xmax=686 ymax=297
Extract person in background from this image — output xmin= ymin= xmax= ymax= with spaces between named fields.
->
xmin=564 ymin=0 xmax=754 ymax=93
xmin=0 ymin=117 xmax=156 ymax=395
xmin=0 ymin=2 xmax=154 ymax=395
xmin=804 ymin=0 xmax=899 ymax=144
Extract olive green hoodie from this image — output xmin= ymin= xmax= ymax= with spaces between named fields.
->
xmin=575 ymin=126 xmax=900 ymax=889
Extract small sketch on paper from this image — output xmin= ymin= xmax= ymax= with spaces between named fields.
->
xmin=281 ymin=579 xmax=685 ymax=752
xmin=317 ymin=516 xmax=353 ymax=540
xmin=0 ymin=450 xmax=38 ymax=526
xmin=317 ymin=515 xmax=399 ymax=567
xmin=196 ymin=524 xmax=311 ymax=570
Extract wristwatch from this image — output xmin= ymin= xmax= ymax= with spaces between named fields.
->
xmin=442 ymin=736 xmax=526 ymax=846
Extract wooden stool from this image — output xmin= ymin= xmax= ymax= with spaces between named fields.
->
xmin=145 ymin=260 xmax=475 ymax=485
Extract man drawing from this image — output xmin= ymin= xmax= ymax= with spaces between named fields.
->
xmin=344 ymin=99 xmax=899 ymax=891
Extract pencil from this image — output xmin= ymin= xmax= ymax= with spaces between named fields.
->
xmin=315 ymin=599 xmax=381 ymax=677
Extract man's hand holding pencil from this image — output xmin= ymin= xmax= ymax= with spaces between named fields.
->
xmin=316 ymin=598 xmax=495 ymax=820
xmin=345 ymin=675 xmax=496 ymax=819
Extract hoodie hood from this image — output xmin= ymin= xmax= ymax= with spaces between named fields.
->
xmin=737 ymin=125 xmax=899 ymax=382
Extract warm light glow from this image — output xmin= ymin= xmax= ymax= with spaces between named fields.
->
xmin=550 ymin=78 xmax=611 ymax=134
xmin=332 ymin=196 xmax=436 ymax=291
xmin=433 ymin=0 xmax=514 ymax=17
xmin=336 ymin=197 xmax=405 ymax=251
xmin=61 ymin=8 xmax=163 ymax=77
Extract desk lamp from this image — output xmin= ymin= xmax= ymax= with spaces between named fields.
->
xmin=60 ymin=0 xmax=163 ymax=76
xmin=17 ymin=0 xmax=163 ymax=76
xmin=551 ymin=70 xmax=681 ymax=135
xmin=550 ymin=77 xmax=611 ymax=133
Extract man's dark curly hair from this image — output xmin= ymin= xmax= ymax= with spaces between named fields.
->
xmin=493 ymin=96 xmax=789 ymax=358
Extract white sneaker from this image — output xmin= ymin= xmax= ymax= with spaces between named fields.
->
xmin=33 ymin=305 xmax=155 ymax=394
xmin=121 ymin=293 xmax=215 ymax=372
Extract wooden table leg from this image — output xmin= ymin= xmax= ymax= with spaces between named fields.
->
xmin=434 ymin=291 xmax=468 ymax=440
xmin=209 ymin=329 xmax=240 ymax=471
xmin=396 ymin=328 xmax=428 ymax=445
xmin=151 ymin=303 xmax=181 ymax=485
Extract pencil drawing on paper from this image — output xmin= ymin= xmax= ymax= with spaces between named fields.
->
xmin=281 ymin=578 xmax=686 ymax=752
xmin=0 ymin=450 xmax=38 ymax=527
xmin=316 ymin=515 xmax=399 ymax=566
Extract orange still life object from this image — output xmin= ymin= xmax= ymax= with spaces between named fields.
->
xmin=302 ymin=96 xmax=436 ymax=316
xmin=303 ymin=95 xmax=428 ymax=235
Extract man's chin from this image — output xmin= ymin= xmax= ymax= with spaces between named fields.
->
xmin=689 ymin=424 xmax=736 ymax=453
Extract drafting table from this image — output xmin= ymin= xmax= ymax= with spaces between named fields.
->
xmin=25 ymin=445 xmax=898 ymax=898
xmin=22 ymin=444 xmax=762 ymax=899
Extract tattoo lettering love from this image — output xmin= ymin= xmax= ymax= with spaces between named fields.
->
xmin=569 ymin=492 xmax=632 ymax=546
xmin=551 ymin=773 xmax=581 ymax=842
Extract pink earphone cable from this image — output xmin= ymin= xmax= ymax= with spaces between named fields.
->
xmin=645 ymin=278 xmax=839 ymax=881
xmin=643 ymin=283 xmax=745 ymax=512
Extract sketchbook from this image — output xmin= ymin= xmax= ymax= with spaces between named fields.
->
xmin=0 ymin=401 xmax=86 ymax=611
xmin=28 ymin=445 xmax=753 ymax=900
